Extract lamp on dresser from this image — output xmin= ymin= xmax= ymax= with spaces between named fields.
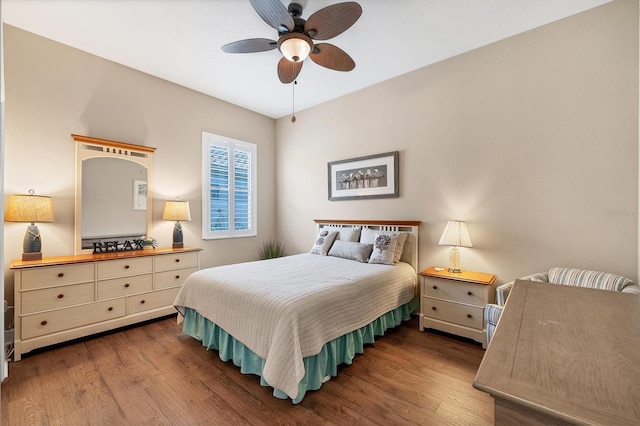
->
xmin=4 ymin=189 xmax=55 ymax=261
xmin=162 ymin=199 xmax=191 ymax=248
xmin=438 ymin=220 xmax=472 ymax=273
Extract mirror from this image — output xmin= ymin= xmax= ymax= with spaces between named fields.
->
xmin=73 ymin=134 xmax=155 ymax=254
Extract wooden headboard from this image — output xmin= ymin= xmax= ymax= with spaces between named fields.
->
xmin=314 ymin=219 xmax=421 ymax=273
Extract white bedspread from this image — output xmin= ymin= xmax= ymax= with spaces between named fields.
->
xmin=173 ymin=253 xmax=416 ymax=400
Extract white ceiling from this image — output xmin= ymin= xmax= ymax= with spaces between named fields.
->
xmin=3 ymin=0 xmax=610 ymax=119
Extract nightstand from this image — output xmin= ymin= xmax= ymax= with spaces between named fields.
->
xmin=419 ymin=267 xmax=496 ymax=348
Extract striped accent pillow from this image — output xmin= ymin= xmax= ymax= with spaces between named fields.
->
xmin=548 ymin=267 xmax=634 ymax=292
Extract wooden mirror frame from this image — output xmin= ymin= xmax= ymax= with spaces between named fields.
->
xmin=73 ymin=134 xmax=156 ymax=254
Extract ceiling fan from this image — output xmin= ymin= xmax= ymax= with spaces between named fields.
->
xmin=222 ymin=0 xmax=362 ymax=84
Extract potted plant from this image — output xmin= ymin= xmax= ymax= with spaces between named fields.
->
xmin=258 ymin=240 xmax=284 ymax=260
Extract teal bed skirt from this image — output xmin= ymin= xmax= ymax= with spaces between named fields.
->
xmin=181 ymin=302 xmax=415 ymax=403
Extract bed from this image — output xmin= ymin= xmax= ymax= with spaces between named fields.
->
xmin=173 ymin=219 xmax=421 ymax=403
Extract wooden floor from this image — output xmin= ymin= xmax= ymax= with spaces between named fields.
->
xmin=1 ymin=315 xmax=494 ymax=425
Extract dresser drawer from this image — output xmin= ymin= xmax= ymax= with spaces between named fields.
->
xmin=423 ymin=278 xmax=488 ymax=307
xmin=423 ymin=297 xmax=484 ymax=329
xmin=127 ymin=287 xmax=181 ymax=315
xmin=22 ymin=299 xmax=126 ymax=339
xmin=20 ymin=264 xmax=94 ymax=290
xmin=154 ymin=267 xmax=197 ymax=290
xmin=97 ymin=257 xmax=153 ymax=280
xmin=21 ymin=282 xmax=95 ymax=314
xmin=97 ymin=274 xmax=153 ymax=300
xmin=154 ymin=251 xmax=199 ymax=272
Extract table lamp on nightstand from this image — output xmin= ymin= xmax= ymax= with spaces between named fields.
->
xmin=438 ymin=220 xmax=473 ymax=273
xmin=162 ymin=199 xmax=191 ymax=249
xmin=5 ymin=190 xmax=55 ymax=261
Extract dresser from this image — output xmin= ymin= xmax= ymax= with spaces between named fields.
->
xmin=419 ymin=267 xmax=496 ymax=348
xmin=474 ymin=280 xmax=639 ymax=425
xmin=11 ymin=247 xmax=201 ymax=360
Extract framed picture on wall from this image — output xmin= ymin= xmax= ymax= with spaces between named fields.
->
xmin=133 ymin=179 xmax=147 ymax=210
xmin=328 ymin=151 xmax=399 ymax=201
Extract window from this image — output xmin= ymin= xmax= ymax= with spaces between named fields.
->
xmin=202 ymin=132 xmax=257 ymax=239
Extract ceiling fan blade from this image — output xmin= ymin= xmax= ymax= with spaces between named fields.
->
xmin=249 ymin=0 xmax=294 ymax=33
xmin=278 ymin=57 xmax=303 ymax=84
xmin=305 ymin=2 xmax=362 ymax=40
xmin=310 ymin=43 xmax=355 ymax=71
xmin=221 ymin=38 xmax=277 ymax=54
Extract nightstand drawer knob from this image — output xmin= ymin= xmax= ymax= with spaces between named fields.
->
xmin=431 ymin=306 xmax=437 ymax=311
xmin=467 ymin=291 xmax=473 ymax=296
xmin=432 ymin=285 xmax=438 ymax=290
xmin=467 ymin=314 xmax=472 ymax=318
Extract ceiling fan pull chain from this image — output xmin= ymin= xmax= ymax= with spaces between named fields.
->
xmin=291 ymin=80 xmax=297 ymax=123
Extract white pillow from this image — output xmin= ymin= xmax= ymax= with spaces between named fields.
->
xmin=310 ymin=230 xmax=338 ymax=255
xmin=328 ymin=240 xmax=373 ymax=263
xmin=368 ymin=233 xmax=400 ymax=265
xmin=360 ymin=228 xmax=408 ymax=263
xmin=322 ymin=225 xmax=361 ymax=242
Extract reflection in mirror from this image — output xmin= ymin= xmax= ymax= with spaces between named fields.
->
xmin=81 ymin=157 xmax=147 ymax=249
xmin=73 ymin=134 xmax=155 ymax=254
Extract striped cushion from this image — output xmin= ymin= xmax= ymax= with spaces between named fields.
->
xmin=548 ymin=267 xmax=634 ymax=292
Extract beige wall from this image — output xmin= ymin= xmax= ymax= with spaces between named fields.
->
xmin=275 ymin=0 xmax=639 ymax=284
xmin=3 ymin=25 xmax=277 ymax=300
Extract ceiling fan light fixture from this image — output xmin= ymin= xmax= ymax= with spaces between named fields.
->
xmin=278 ymin=33 xmax=313 ymax=62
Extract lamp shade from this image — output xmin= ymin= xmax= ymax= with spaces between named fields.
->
xmin=438 ymin=220 xmax=472 ymax=248
xmin=278 ymin=33 xmax=313 ymax=62
xmin=162 ymin=201 xmax=191 ymax=222
xmin=5 ymin=193 xmax=55 ymax=223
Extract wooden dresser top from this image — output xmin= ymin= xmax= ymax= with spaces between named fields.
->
xmin=474 ymin=280 xmax=640 ymax=424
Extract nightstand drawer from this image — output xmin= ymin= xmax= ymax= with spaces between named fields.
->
xmin=423 ymin=298 xmax=484 ymax=329
xmin=97 ymin=257 xmax=153 ymax=280
xmin=21 ymin=282 xmax=95 ymax=314
xmin=97 ymin=274 xmax=153 ymax=300
xmin=423 ymin=278 xmax=488 ymax=306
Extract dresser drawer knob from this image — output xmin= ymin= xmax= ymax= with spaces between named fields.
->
xmin=41 ymin=320 xmax=48 ymax=326
xmin=431 ymin=306 xmax=437 ymax=311
xmin=108 ymin=307 xmax=114 ymax=312
xmin=175 ymin=259 xmax=180 ymax=263
xmin=467 ymin=314 xmax=472 ymax=318
xmin=140 ymin=300 xmax=146 ymax=304
xmin=124 ymin=265 xmax=130 ymax=269
xmin=57 ymin=294 xmax=64 ymax=299
xmin=467 ymin=291 xmax=473 ymax=296
xmin=175 ymin=275 xmax=180 ymax=279
xmin=57 ymin=273 xmax=64 ymax=278
xmin=124 ymin=283 xmax=130 ymax=288
xmin=432 ymin=285 xmax=438 ymax=290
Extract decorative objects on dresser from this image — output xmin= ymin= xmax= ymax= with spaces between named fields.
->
xmin=419 ymin=266 xmax=496 ymax=348
xmin=11 ymin=246 xmax=201 ymax=360
xmin=4 ymin=190 xmax=55 ymax=261
xmin=437 ymin=220 xmax=473 ymax=273
xmin=162 ymin=199 xmax=191 ymax=249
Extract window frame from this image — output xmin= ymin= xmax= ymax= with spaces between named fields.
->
xmin=201 ymin=131 xmax=257 ymax=240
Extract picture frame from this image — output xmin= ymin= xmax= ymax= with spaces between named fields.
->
xmin=328 ymin=151 xmax=399 ymax=201
xmin=133 ymin=179 xmax=147 ymax=210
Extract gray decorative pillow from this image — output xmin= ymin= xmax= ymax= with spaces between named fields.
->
xmin=368 ymin=233 xmax=400 ymax=265
xmin=360 ymin=228 xmax=408 ymax=263
xmin=310 ymin=230 xmax=338 ymax=255
xmin=323 ymin=225 xmax=362 ymax=242
xmin=328 ymin=240 xmax=373 ymax=263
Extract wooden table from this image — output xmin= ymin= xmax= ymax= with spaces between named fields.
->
xmin=473 ymin=280 xmax=640 ymax=425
